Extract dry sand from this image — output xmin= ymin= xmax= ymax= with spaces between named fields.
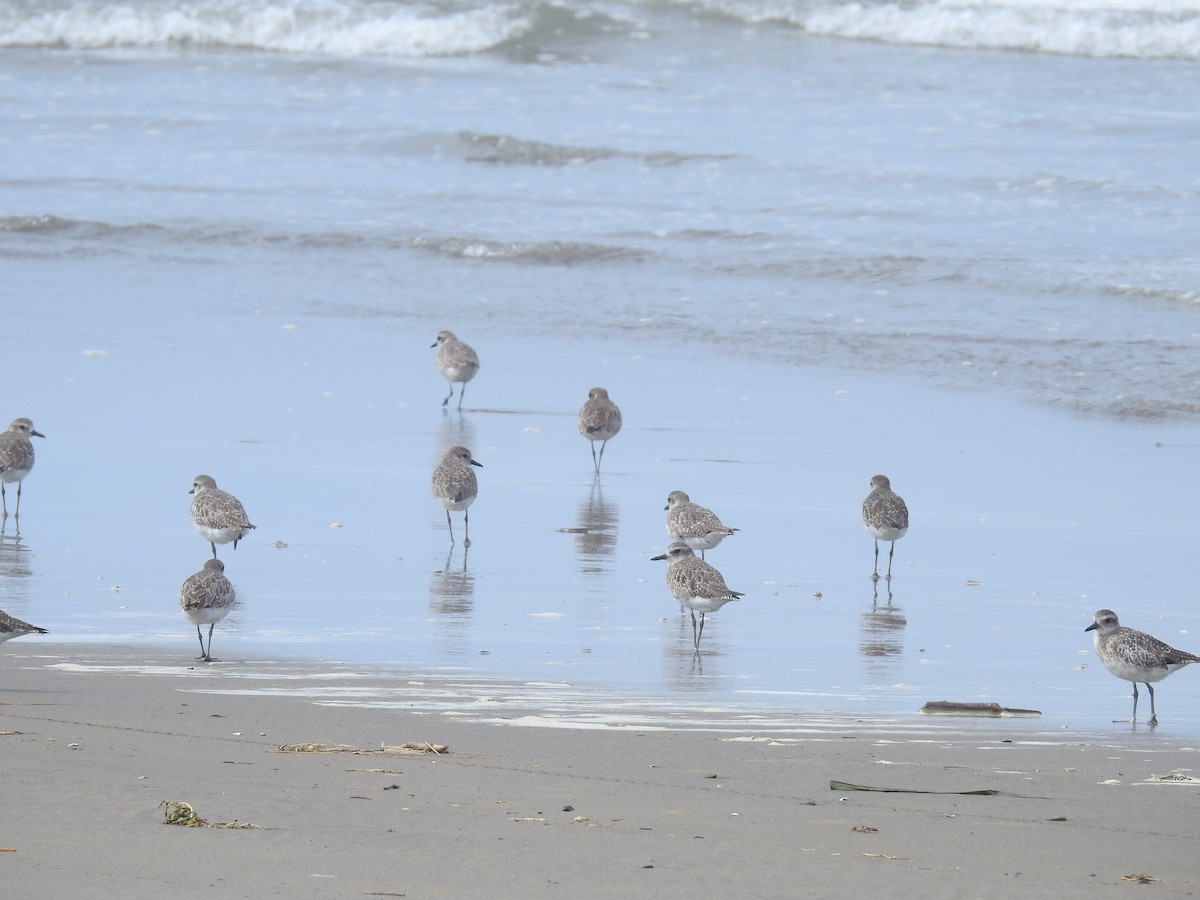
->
xmin=4 ymin=643 xmax=1200 ymax=899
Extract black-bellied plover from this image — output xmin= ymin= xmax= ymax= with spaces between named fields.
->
xmin=180 ymin=558 xmax=237 ymax=662
xmin=0 ymin=609 xmax=48 ymax=644
xmin=651 ymin=541 xmax=743 ymax=653
xmin=189 ymin=475 xmax=256 ymax=559
xmin=862 ymin=474 xmax=908 ymax=579
xmin=578 ymin=387 xmax=621 ymax=473
xmin=432 ymin=330 xmax=480 ymax=409
xmin=432 ymin=445 xmax=482 ymax=546
xmin=664 ymin=490 xmax=738 ymax=560
xmin=0 ymin=417 xmax=44 ymax=520
xmin=1086 ymin=608 xmax=1200 ymax=726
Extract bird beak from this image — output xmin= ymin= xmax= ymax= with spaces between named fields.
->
xmin=650 ymin=553 xmax=667 ymax=561
xmin=1084 ymin=623 xmax=1097 ymax=632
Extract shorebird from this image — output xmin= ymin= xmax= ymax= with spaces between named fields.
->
xmin=578 ymin=387 xmax=621 ymax=473
xmin=664 ymin=490 xmax=738 ymax=559
xmin=862 ymin=474 xmax=908 ymax=579
xmin=432 ymin=330 xmax=480 ymax=409
xmin=0 ymin=417 xmax=44 ymax=520
xmin=189 ymin=475 xmax=256 ymax=559
xmin=0 ymin=609 xmax=48 ymax=644
xmin=651 ymin=541 xmax=743 ymax=653
xmin=179 ymin=558 xmax=237 ymax=662
xmin=1086 ymin=608 xmax=1200 ymax=726
xmin=432 ymin=445 xmax=482 ymax=546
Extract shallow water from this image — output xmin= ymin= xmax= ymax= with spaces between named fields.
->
xmin=2 ymin=1 xmax=1200 ymax=734
xmin=3 ymin=310 xmax=1199 ymax=735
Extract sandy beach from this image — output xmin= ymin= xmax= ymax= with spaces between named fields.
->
xmin=4 ymin=643 xmax=1200 ymax=899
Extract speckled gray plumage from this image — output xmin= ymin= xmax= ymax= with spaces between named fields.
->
xmin=0 ymin=417 xmax=45 ymax=519
xmin=862 ymin=474 xmax=908 ymax=578
xmin=189 ymin=474 xmax=256 ymax=558
xmin=578 ymin=387 xmax=621 ymax=473
xmin=180 ymin=558 xmax=237 ymax=662
xmin=1086 ymin=608 xmax=1200 ymax=725
xmin=432 ymin=445 xmax=482 ymax=545
xmin=651 ymin=541 xmax=743 ymax=652
xmin=432 ymin=330 xmax=480 ymax=409
xmin=664 ymin=490 xmax=738 ymax=559
xmin=0 ymin=608 xmax=48 ymax=644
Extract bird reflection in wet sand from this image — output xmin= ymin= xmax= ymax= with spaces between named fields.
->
xmin=0 ymin=534 xmax=33 ymax=577
xmin=860 ymin=589 xmax=906 ymax=679
xmin=572 ymin=484 xmax=618 ymax=574
xmin=430 ymin=547 xmax=475 ymax=621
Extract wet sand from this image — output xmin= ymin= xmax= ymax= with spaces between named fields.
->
xmin=4 ymin=643 xmax=1200 ymax=899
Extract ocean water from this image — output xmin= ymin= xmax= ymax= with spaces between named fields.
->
xmin=2 ymin=0 xmax=1200 ymax=733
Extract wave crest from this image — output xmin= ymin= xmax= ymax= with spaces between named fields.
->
xmin=0 ymin=0 xmax=535 ymax=57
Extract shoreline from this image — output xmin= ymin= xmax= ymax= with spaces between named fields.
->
xmin=5 ymin=643 xmax=1200 ymax=898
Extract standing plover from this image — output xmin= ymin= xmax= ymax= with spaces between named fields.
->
xmin=1086 ymin=608 xmax=1200 ymax=726
xmin=189 ymin=475 xmax=256 ymax=558
xmin=432 ymin=330 xmax=480 ymax=410
xmin=665 ymin=490 xmax=738 ymax=559
xmin=651 ymin=541 xmax=743 ymax=653
xmin=578 ymin=387 xmax=621 ymax=473
xmin=432 ymin=445 xmax=482 ymax=546
xmin=862 ymin=474 xmax=908 ymax=579
xmin=0 ymin=417 xmax=44 ymax=520
xmin=180 ymin=558 xmax=237 ymax=662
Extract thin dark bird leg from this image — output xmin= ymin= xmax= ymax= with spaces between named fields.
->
xmin=872 ymin=539 xmax=880 ymax=576
xmin=697 ymin=611 xmax=706 ymax=651
xmin=457 ymin=385 xmax=466 ymax=410
xmin=210 ymin=542 xmax=218 ymax=559
xmin=463 ymin=508 xmax=471 ymax=548
xmin=1146 ymin=682 xmax=1157 ymax=725
xmin=887 ymin=541 xmax=896 ymax=578
xmin=14 ymin=481 xmax=21 ymax=518
xmin=1 ymin=484 xmax=8 ymax=518
xmin=195 ymin=625 xmax=207 ymax=660
xmin=445 ymin=509 xmax=456 ymax=544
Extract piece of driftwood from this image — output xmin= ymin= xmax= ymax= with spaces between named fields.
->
xmin=273 ymin=740 xmax=448 ymax=754
xmin=830 ymin=777 xmax=1046 ymax=801
xmin=921 ymin=701 xmax=1041 ymax=717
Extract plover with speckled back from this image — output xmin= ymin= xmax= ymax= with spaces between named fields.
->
xmin=651 ymin=541 xmax=743 ymax=653
xmin=0 ymin=417 xmax=44 ymax=520
xmin=862 ymin=474 xmax=908 ymax=579
xmin=578 ymin=387 xmax=621 ymax=473
xmin=1086 ymin=608 xmax=1200 ymax=726
xmin=180 ymin=558 xmax=237 ymax=662
xmin=664 ymin=490 xmax=738 ymax=559
xmin=432 ymin=445 xmax=482 ymax=546
xmin=0 ymin=609 xmax=47 ymax=644
xmin=189 ymin=475 xmax=256 ymax=559
xmin=432 ymin=330 xmax=480 ymax=409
